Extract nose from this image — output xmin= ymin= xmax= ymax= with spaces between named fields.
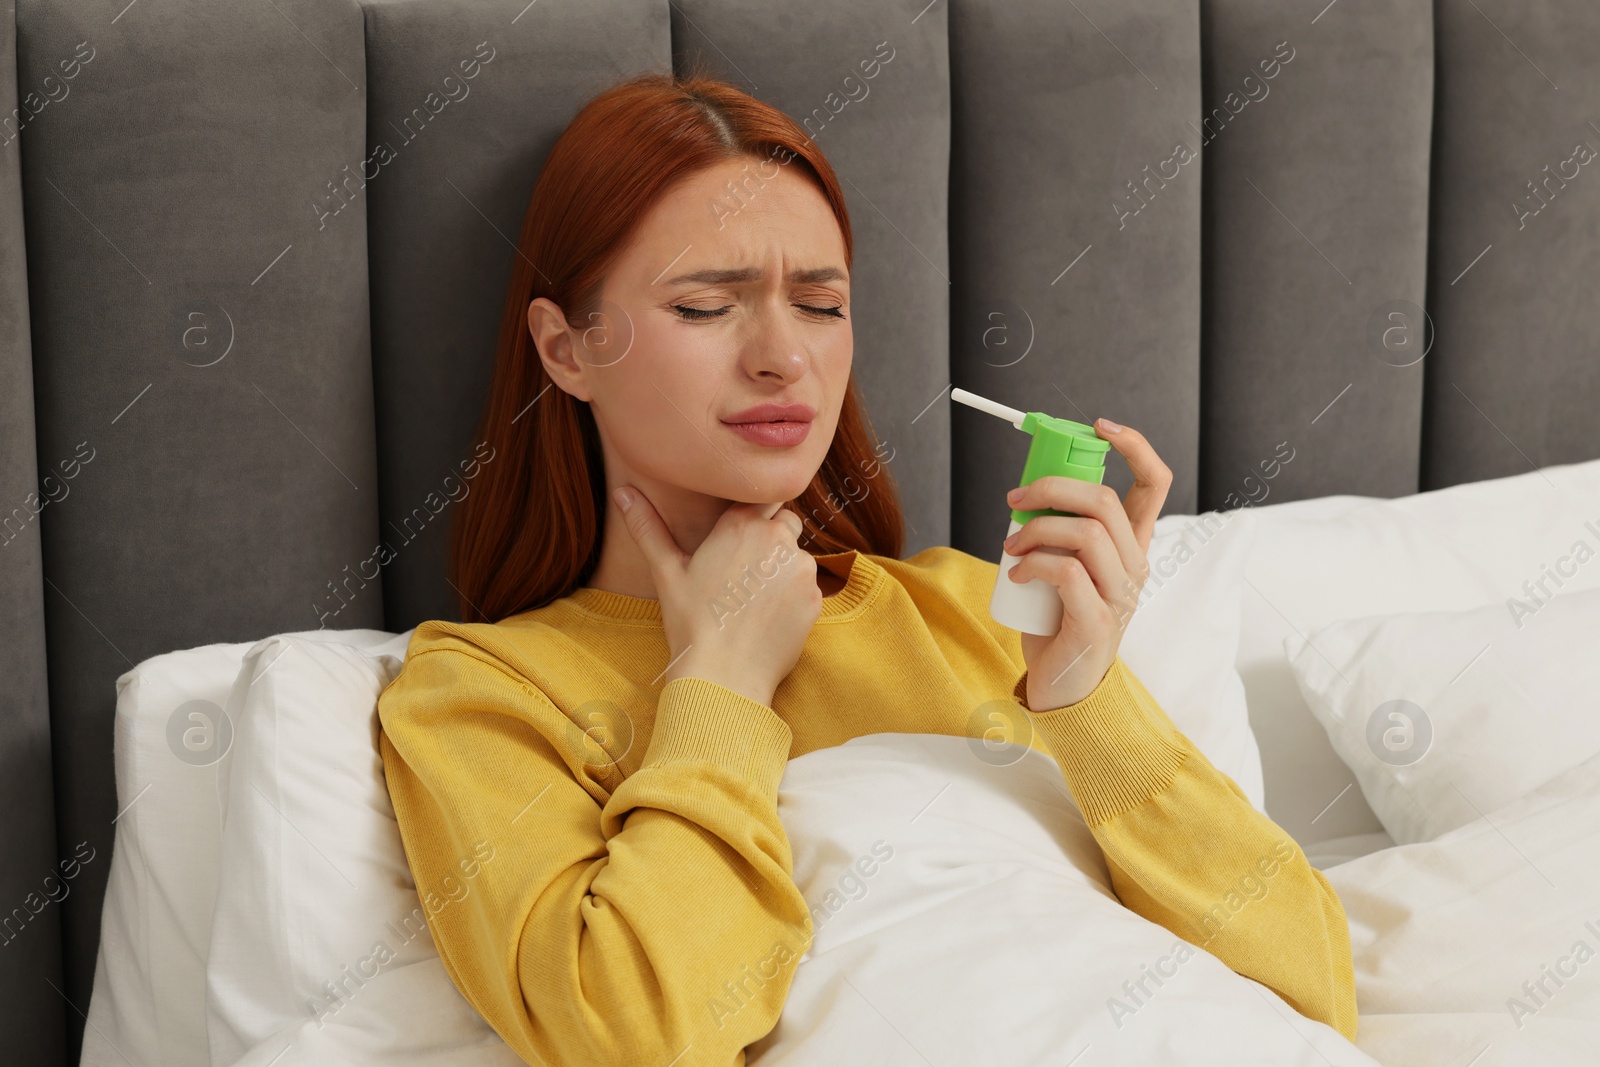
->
xmin=742 ymin=292 xmax=810 ymax=382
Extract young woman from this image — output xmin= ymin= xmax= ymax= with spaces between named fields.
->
xmin=376 ymin=70 xmax=1358 ymax=1066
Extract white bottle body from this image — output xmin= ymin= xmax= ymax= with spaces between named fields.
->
xmin=989 ymin=517 xmax=1068 ymax=636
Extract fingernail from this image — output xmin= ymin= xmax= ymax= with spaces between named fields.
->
xmin=1098 ymin=418 xmax=1122 ymax=433
xmin=613 ymin=487 xmax=633 ymax=512
xmin=1007 ymin=487 xmax=1025 ymax=503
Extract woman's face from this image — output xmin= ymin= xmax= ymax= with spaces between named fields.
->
xmin=531 ymin=155 xmax=852 ymax=508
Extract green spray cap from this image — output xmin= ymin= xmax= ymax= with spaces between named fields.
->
xmin=950 ymin=388 xmax=1112 ymax=524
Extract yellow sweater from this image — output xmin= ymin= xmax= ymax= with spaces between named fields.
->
xmin=376 ymin=545 xmax=1358 ymax=1065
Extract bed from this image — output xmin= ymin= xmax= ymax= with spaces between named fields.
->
xmin=77 ymin=460 xmax=1600 ymax=1066
xmin=4 ymin=1 xmax=1599 ymax=1064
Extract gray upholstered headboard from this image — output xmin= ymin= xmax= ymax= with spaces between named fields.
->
xmin=4 ymin=0 xmax=1597 ymax=1060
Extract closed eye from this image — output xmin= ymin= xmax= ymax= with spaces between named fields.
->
xmin=799 ymin=304 xmax=846 ymax=319
xmin=672 ymin=304 xmax=731 ymax=320
xmin=671 ymin=303 xmax=846 ymax=321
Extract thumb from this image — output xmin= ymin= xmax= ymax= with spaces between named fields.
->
xmin=614 ymin=486 xmax=685 ymax=577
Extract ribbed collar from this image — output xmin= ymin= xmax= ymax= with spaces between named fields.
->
xmin=564 ymin=549 xmax=882 ymax=622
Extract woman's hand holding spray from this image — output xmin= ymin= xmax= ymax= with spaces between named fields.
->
xmin=1001 ymin=419 xmax=1172 ymax=711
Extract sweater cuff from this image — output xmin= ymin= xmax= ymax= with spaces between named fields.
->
xmin=642 ymin=676 xmax=795 ymax=797
xmin=1018 ymin=657 xmax=1189 ymax=826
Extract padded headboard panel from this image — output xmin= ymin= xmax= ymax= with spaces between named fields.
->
xmin=4 ymin=0 xmax=1597 ymax=1060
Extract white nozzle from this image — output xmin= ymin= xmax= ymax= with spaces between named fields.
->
xmin=950 ymin=387 xmax=1026 ymax=429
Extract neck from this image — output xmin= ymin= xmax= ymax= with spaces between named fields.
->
xmin=585 ymin=482 xmax=844 ymax=600
xmin=585 ymin=473 xmax=744 ymax=599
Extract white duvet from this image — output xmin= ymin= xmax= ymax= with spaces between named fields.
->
xmin=749 ymin=733 xmax=1600 ymax=1067
xmin=1325 ymin=747 xmax=1600 ymax=1067
xmin=750 ymin=733 xmax=1377 ymax=1066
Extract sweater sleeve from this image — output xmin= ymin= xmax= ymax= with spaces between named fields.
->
xmin=376 ymin=646 xmax=813 ymax=1067
xmin=1011 ymin=658 xmax=1359 ymax=1042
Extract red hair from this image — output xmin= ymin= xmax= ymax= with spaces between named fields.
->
xmin=446 ymin=68 xmax=906 ymax=624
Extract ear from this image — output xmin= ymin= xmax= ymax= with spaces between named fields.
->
xmin=528 ymin=297 xmax=592 ymax=401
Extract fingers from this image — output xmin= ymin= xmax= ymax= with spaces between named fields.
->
xmin=1093 ymin=418 xmax=1172 ymax=554
xmin=1008 ymin=551 xmax=1110 ymax=632
xmin=1004 ymin=515 xmax=1128 ymax=605
xmin=661 ymin=492 xmax=805 ymax=551
xmin=1008 ymin=416 xmax=1173 ymax=566
xmin=1008 ymin=478 xmax=1145 ymax=585
xmin=613 ymin=485 xmax=685 ymax=574
xmin=621 ymin=489 xmax=804 ymax=577
xmin=747 ymin=498 xmax=804 ymax=540
xmin=775 ymin=507 xmax=804 ymax=540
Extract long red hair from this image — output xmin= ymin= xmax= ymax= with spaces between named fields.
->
xmin=446 ymin=69 xmax=906 ymax=624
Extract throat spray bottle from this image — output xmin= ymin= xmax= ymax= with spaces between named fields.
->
xmin=951 ymin=388 xmax=1112 ymax=637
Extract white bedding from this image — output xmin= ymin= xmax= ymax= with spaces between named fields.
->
xmin=1325 ymin=749 xmax=1600 ymax=1066
xmin=1238 ymin=456 xmax=1600 ymax=848
xmin=749 ymin=732 xmax=1380 ymax=1066
xmin=78 ymin=458 xmax=1600 ymax=1065
xmin=85 ymin=654 xmax=1600 ymax=1066
xmin=752 ymin=734 xmax=1600 ymax=1066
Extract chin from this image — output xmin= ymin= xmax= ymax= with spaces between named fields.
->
xmin=725 ymin=464 xmax=824 ymax=505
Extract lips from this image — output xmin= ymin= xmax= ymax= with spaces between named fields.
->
xmin=721 ymin=402 xmax=817 ymax=425
xmin=725 ymin=420 xmax=812 ymax=447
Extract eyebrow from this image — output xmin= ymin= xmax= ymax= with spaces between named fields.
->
xmin=661 ymin=265 xmax=847 ymax=286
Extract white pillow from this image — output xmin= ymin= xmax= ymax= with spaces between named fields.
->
xmin=1122 ymin=505 xmax=1263 ymax=812
xmin=83 ymin=640 xmax=256 ymax=1067
xmin=204 ymin=630 xmax=526 ymax=1067
xmin=82 ymin=627 xmax=404 ymax=1067
xmin=749 ymin=733 xmax=1378 ymax=1066
xmin=1238 ymin=456 xmax=1600 ymax=845
xmin=1285 ymin=585 xmax=1600 ymax=844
